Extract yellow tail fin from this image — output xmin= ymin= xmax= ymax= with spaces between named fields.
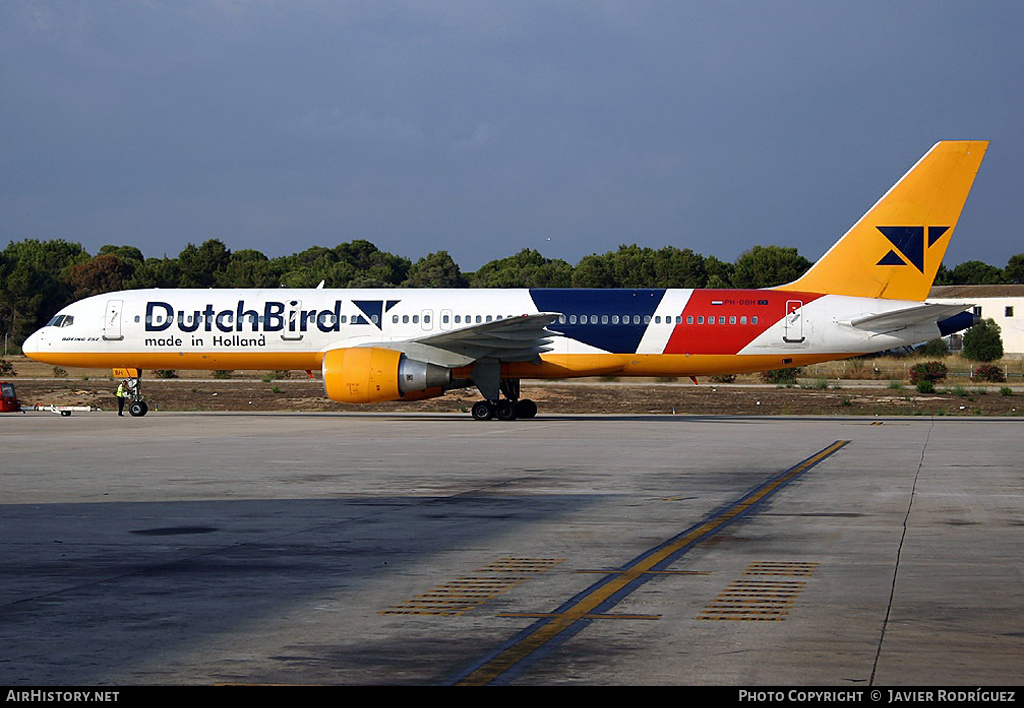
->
xmin=777 ymin=140 xmax=988 ymax=300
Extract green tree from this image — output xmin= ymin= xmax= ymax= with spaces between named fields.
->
xmin=404 ymin=251 xmax=468 ymax=288
xmin=65 ymin=253 xmax=137 ymax=299
xmin=949 ymin=260 xmax=1006 ymax=285
xmin=571 ymin=252 xmax=616 ymax=288
xmin=278 ymin=246 xmax=350 ymax=288
xmin=933 ymin=263 xmax=954 ymax=285
xmin=916 ymin=338 xmax=950 ymax=357
xmin=218 ymin=249 xmax=281 ymax=288
xmin=178 ymin=239 xmax=231 ymax=288
xmin=651 ymin=246 xmax=707 ymax=288
xmin=470 ymin=249 xmax=572 ymax=288
xmin=0 ymin=239 xmax=88 ymax=345
xmin=124 ymin=256 xmax=182 ymax=289
xmin=333 ymin=240 xmax=410 ymax=285
xmin=731 ymin=245 xmax=810 ymax=288
xmin=962 ymin=318 xmax=1004 ymax=362
xmin=98 ymin=244 xmax=145 ymax=264
xmin=703 ymin=256 xmax=734 ymax=289
xmin=568 ymin=244 xmax=708 ymax=289
xmin=1005 ymin=253 xmax=1024 ymax=284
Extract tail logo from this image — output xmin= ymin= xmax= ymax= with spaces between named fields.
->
xmin=876 ymin=225 xmax=950 ymax=273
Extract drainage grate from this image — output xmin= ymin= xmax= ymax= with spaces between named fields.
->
xmin=744 ymin=561 xmax=819 ymax=576
xmin=476 ymin=558 xmax=564 ymax=574
xmin=698 ymin=561 xmax=817 ymax=621
xmin=381 ymin=557 xmax=564 ymax=616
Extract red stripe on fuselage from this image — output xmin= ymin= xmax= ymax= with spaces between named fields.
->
xmin=663 ymin=290 xmax=823 ymax=355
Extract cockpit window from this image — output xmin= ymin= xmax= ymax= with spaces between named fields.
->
xmin=45 ymin=315 xmax=74 ymax=328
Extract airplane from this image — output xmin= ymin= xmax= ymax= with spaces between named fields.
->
xmin=22 ymin=140 xmax=987 ymax=420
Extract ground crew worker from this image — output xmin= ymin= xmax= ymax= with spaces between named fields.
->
xmin=116 ymin=380 xmax=127 ymax=416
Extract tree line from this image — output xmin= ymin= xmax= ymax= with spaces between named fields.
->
xmin=2 ymin=237 xmax=1023 ymax=349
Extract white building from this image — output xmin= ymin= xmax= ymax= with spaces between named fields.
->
xmin=929 ymin=285 xmax=1024 ymax=356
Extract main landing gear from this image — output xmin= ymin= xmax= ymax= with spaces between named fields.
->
xmin=471 ymin=397 xmax=538 ymax=421
xmin=469 ymin=376 xmax=538 ymax=421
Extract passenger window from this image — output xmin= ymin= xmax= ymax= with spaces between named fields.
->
xmin=687 ymin=316 xmax=693 ymax=324
xmin=392 ymin=315 xmax=399 ymax=324
xmin=697 ymin=316 xmax=704 ymax=324
xmin=412 ymin=315 xmax=419 ymax=324
xmin=752 ymin=316 xmax=758 ymax=324
xmin=601 ymin=315 xmax=608 ymax=324
xmin=740 ymin=316 xmax=747 ymax=324
xmin=730 ymin=316 xmax=736 ymax=324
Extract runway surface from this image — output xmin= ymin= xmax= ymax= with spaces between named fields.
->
xmin=1 ymin=412 xmax=1021 ymax=685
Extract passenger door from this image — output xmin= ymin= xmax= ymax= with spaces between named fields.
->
xmin=103 ymin=299 xmax=124 ymax=341
xmin=783 ymin=300 xmax=805 ymax=343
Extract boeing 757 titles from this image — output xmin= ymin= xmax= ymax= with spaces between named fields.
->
xmin=23 ymin=140 xmax=988 ymax=419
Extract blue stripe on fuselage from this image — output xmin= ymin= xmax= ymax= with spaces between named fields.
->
xmin=529 ymin=289 xmax=666 ymax=353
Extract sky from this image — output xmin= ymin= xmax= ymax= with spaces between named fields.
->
xmin=2 ymin=1 xmax=1023 ymax=272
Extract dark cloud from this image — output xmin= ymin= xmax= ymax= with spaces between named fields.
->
xmin=2 ymin=1 xmax=1022 ymax=270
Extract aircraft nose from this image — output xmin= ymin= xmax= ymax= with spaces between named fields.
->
xmin=21 ymin=330 xmax=42 ymax=359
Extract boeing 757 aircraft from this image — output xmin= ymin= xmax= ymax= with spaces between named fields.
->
xmin=23 ymin=140 xmax=987 ymax=420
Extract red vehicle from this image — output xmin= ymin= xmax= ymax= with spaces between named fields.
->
xmin=0 ymin=381 xmax=21 ymax=413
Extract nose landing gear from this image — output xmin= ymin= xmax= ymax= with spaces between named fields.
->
xmin=117 ymin=370 xmax=149 ymax=417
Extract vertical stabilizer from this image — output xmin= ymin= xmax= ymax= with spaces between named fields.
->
xmin=777 ymin=140 xmax=987 ymax=300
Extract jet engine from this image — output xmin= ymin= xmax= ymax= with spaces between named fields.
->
xmin=322 ymin=347 xmax=451 ymax=403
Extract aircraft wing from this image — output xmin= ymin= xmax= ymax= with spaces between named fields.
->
xmin=846 ymin=303 xmax=972 ymax=333
xmin=363 ymin=313 xmax=561 ymax=368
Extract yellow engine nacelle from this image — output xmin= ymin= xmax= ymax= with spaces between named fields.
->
xmin=322 ymin=348 xmax=450 ymax=403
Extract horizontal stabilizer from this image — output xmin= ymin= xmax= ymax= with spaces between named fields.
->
xmin=847 ymin=303 xmax=972 ymax=332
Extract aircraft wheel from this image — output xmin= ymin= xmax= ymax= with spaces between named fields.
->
xmin=471 ymin=400 xmax=494 ymax=421
xmin=495 ymin=400 xmax=518 ymax=421
xmin=515 ymin=399 xmax=538 ymax=419
xmin=128 ymin=400 xmax=149 ymax=417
